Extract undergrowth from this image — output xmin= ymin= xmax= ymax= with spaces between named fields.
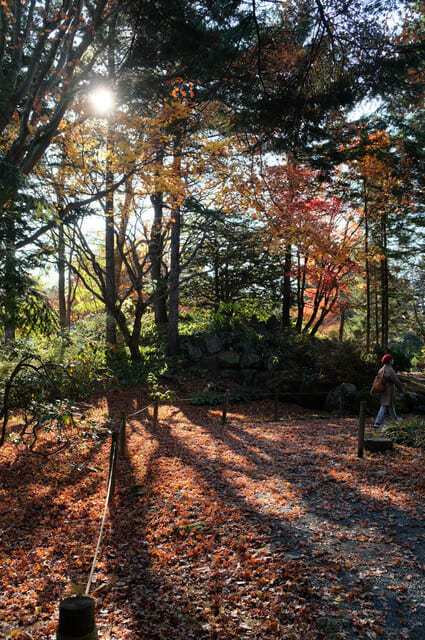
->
xmin=384 ymin=417 xmax=425 ymax=449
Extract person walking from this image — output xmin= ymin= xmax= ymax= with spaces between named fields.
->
xmin=371 ymin=354 xmax=404 ymax=429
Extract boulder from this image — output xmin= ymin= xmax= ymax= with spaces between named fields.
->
xmin=240 ymin=352 xmax=263 ymax=369
xmin=203 ymin=333 xmax=222 ymax=355
xmin=186 ymin=342 xmax=203 ymax=362
xmin=396 ymin=392 xmax=418 ymax=413
xmin=221 ymin=369 xmax=238 ymax=379
xmin=199 ymin=356 xmax=220 ymax=373
xmin=236 ymin=340 xmax=256 ymax=353
xmin=325 ymin=383 xmax=357 ymax=411
xmin=218 ymin=350 xmax=240 ymax=369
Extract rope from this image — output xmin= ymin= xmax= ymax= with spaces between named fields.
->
xmin=127 ymin=403 xmax=153 ymax=418
xmin=85 ymin=439 xmax=117 ymax=596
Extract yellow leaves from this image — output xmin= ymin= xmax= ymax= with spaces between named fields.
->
xmin=27 ymin=122 xmax=37 ymax=136
xmin=69 ymin=581 xmax=86 ymax=596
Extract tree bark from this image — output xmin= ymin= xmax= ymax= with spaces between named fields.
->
xmin=380 ymin=213 xmax=389 ymax=348
xmin=4 ymin=217 xmax=17 ymax=343
xmin=149 ymin=191 xmax=168 ymax=325
xmin=167 ymin=135 xmax=183 ymax=355
xmin=374 ymin=271 xmax=380 ymax=347
xmin=363 ymin=179 xmax=371 ymax=351
xmin=281 ymin=243 xmax=292 ymax=327
xmin=58 ymin=216 xmax=67 ymax=332
xmin=105 ymin=119 xmax=117 ymax=347
xmin=115 ymin=177 xmax=133 ymax=292
xmin=168 ymin=205 xmax=181 ymax=355
xmin=339 ymin=306 xmax=346 ymax=341
xmin=295 ymin=252 xmax=307 ymax=333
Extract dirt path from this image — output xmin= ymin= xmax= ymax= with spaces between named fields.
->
xmin=1 ymin=391 xmax=425 ymax=639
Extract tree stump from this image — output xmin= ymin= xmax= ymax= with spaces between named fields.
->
xmin=364 ymin=437 xmax=393 ymax=453
xmin=56 ymin=596 xmax=98 ymax=639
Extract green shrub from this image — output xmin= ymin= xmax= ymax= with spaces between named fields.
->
xmin=179 ymin=308 xmax=213 ymax=335
xmin=375 ymin=343 xmax=412 ymax=372
xmin=411 ymin=347 xmax=425 ymax=370
xmin=314 ymin=339 xmax=376 ymax=388
xmin=383 ymin=417 xmax=425 ymax=448
xmin=190 ymin=391 xmax=223 ymax=406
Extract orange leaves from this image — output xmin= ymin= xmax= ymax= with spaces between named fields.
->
xmin=2 ymin=390 xmax=425 ymax=637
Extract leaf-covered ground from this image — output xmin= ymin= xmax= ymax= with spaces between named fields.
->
xmin=1 ymin=389 xmax=425 ymax=639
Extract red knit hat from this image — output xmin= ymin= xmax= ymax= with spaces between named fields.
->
xmin=381 ymin=354 xmax=392 ymax=364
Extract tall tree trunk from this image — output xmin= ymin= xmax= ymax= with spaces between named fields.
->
xmin=380 ymin=213 xmax=389 ymax=348
xmin=114 ymin=177 xmax=132 ymax=292
xmin=58 ymin=215 xmax=67 ymax=331
xmin=309 ymin=290 xmax=339 ymax=337
xmin=105 ymin=119 xmax=117 ymax=347
xmin=363 ymin=179 xmax=371 ymax=351
xmin=66 ymin=265 xmax=73 ymax=330
xmin=281 ymin=243 xmax=292 ymax=327
xmin=105 ymin=26 xmax=117 ymax=347
xmin=213 ymin=254 xmax=220 ymax=312
xmin=111 ymin=305 xmax=142 ymax=361
xmin=168 ymin=205 xmax=181 ymax=355
xmin=149 ymin=191 xmax=168 ymax=325
xmin=295 ymin=252 xmax=307 ymax=333
xmin=339 ymin=306 xmax=346 ymax=342
xmin=4 ymin=216 xmax=16 ymax=343
xmin=168 ymin=137 xmax=182 ymax=355
xmin=374 ymin=272 xmax=380 ymax=347
xmin=65 ymin=224 xmax=79 ymax=330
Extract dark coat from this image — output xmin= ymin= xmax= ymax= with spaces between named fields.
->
xmin=371 ymin=364 xmax=403 ymax=406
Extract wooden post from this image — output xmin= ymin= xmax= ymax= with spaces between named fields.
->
xmin=56 ymin=596 xmax=98 ymax=639
xmin=152 ymin=396 xmax=159 ymax=433
xmin=222 ymin=389 xmax=229 ymax=426
xmin=339 ymin=388 xmax=344 ymax=417
xmin=119 ymin=412 xmax=127 ymax=457
xmin=357 ymin=400 xmax=366 ymax=458
xmin=274 ymin=388 xmax=279 ymax=421
xmin=109 ymin=431 xmax=119 ymax=497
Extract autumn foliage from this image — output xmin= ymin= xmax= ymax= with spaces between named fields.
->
xmin=1 ymin=389 xmax=425 ymax=639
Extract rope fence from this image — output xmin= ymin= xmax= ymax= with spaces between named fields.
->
xmin=127 ymin=403 xmax=154 ymax=419
xmin=125 ymin=389 xmax=348 ymax=429
xmin=81 ymin=388 xmax=347 ymax=601
xmin=55 ymin=384 xmax=374 ymax=636
xmin=85 ymin=434 xmax=117 ymax=597
xmin=57 ymin=420 xmax=125 ymax=639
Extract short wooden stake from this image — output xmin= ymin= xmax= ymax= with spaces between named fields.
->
xmin=152 ymin=396 xmax=159 ymax=433
xmin=222 ymin=389 xmax=229 ymax=426
xmin=357 ymin=400 xmax=366 ymax=458
xmin=56 ymin=596 xmax=98 ymax=639
xmin=274 ymin=388 xmax=279 ymax=421
xmin=109 ymin=431 xmax=119 ymax=497
xmin=119 ymin=412 xmax=127 ymax=457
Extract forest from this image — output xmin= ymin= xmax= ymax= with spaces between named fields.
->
xmin=2 ymin=1 xmax=425 ymax=639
